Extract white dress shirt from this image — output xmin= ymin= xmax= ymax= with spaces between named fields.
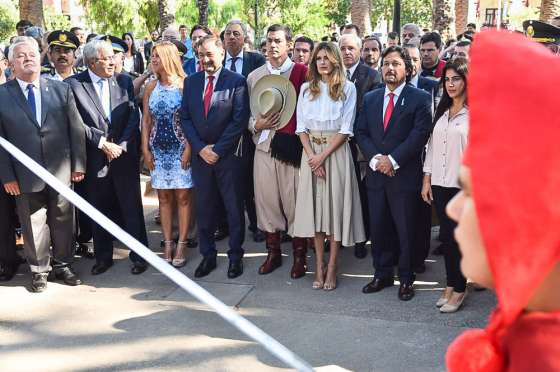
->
xmin=16 ymin=78 xmax=41 ymax=126
xmin=88 ymin=69 xmax=112 ymax=148
xmin=203 ymin=67 xmax=222 ymax=101
xmin=410 ymin=73 xmax=419 ymax=88
xmin=296 ymin=80 xmax=357 ymax=135
xmin=225 ymin=51 xmax=243 ymax=73
xmin=369 ymin=82 xmax=406 ymax=172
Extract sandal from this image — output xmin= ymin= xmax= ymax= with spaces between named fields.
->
xmin=312 ymin=266 xmax=326 ymax=290
xmin=163 ymin=240 xmax=175 ymax=263
xmin=323 ymin=264 xmax=337 ymax=291
xmin=172 ymin=241 xmax=188 ymax=268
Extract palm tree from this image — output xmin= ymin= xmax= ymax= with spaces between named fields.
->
xmin=455 ymin=0 xmax=468 ymax=35
xmin=350 ymin=0 xmax=371 ymax=37
xmin=158 ymin=0 xmax=176 ymax=31
xmin=432 ymin=0 xmax=456 ymax=40
xmin=197 ymin=0 xmax=209 ymax=26
xmin=539 ymin=0 xmax=559 ymax=22
xmin=19 ymin=0 xmax=44 ymax=28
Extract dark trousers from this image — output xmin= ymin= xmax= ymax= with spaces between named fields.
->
xmin=349 ymin=139 xmax=369 ymax=242
xmin=191 ymin=153 xmax=244 ymax=262
xmin=413 ymin=196 xmax=433 ymax=268
xmin=432 ymin=186 xmax=466 ymax=292
xmin=87 ymin=154 xmax=147 ymax=265
xmin=74 ymin=181 xmax=92 ymax=243
xmin=0 ymin=188 xmax=18 ymax=264
xmin=368 ymin=187 xmax=419 ymax=284
xmin=15 ymin=186 xmax=74 ymax=273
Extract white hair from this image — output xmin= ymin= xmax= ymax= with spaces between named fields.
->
xmin=162 ymin=27 xmax=180 ymax=41
xmin=83 ymin=39 xmax=112 ymax=65
xmin=338 ymin=33 xmax=362 ymax=50
xmin=401 ymin=23 xmax=421 ymax=36
xmin=7 ymin=36 xmax=39 ymax=61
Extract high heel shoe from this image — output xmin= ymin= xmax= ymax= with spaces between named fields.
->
xmin=312 ymin=266 xmax=326 ymax=290
xmin=172 ymin=241 xmax=188 ymax=268
xmin=436 ymin=287 xmax=454 ymax=307
xmin=440 ymin=291 xmax=467 ymax=313
xmin=163 ymin=240 xmax=175 ymax=263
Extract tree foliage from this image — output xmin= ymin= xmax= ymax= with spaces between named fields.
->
xmin=370 ymin=0 xmax=432 ymax=33
xmin=44 ymin=6 xmax=72 ymax=31
xmin=79 ymin=0 xmax=144 ymax=36
xmin=0 ymin=0 xmax=18 ymax=42
xmin=176 ymin=0 xmax=240 ymax=30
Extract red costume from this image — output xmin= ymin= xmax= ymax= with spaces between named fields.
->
xmin=446 ymin=30 xmax=560 ymax=372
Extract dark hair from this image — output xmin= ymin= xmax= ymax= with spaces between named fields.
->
xmin=433 ymin=57 xmax=469 ymax=124
xmin=456 ymin=40 xmax=471 ymax=48
xmin=266 ymin=24 xmax=292 ymax=42
xmin=321 ymin=36 xmax=329 ymax=41
xmin=122 ymin=32 xmax=137 ymax=55
xmin=461 ymin=31 xmax=474 ymax=42
xmin=381 ymin=46 xmax=414 ymax=83
xmin=190 ymin=24 xmax=212 ymax=39
xmin=70 ymin=27 xmax=83 ymax=33
xmin=219 ymin=30 xmax=225 ymax=42
xmin=387 ymin=31 xmax=399 ymax=40
xmin=466 ymin=23 xmax=477 ymax=29
xmin=86 ymin=33 xmax=97 ymax=43
xmin=199 ymin=34 xmax=223 ymax=49
xmin=363 ymin=35 xmax=382 ymax=50
xmin=420 ymin=32 xmax=442 ymax=49
xmin=260 ymin=40 xmax=266 ymax=48
xmin=16 ymin=20 xmax=33 ymax=29
xmin=179 ymin=25 xmax=187 ymax=30
xmin=340 ymin=23 xmax=360 ymax=35
xmin=294 ymin=36 xmax=314 ymax=51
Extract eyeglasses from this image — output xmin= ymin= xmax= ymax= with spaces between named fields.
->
xmin=402 ymin=33 xmax=415 ymax=38
xmin=444 ymin=76 xmax=463 ymax=84
xmin=96 ymin=55 xmax=116 ymax=62
xmin=225 ymin=31 xmax=242 ymax=38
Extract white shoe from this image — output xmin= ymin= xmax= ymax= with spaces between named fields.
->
xmin=436 ymin=287 xmax=454 ymax=308
xmin=440 ymin=292 xmax=467 ymax=313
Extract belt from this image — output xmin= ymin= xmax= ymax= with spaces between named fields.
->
xmin=311 ymin=136 xmax=328 ymax=145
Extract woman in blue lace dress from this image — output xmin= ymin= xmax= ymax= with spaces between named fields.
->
xmin=141 ymin=41 xmax=193 ymax=267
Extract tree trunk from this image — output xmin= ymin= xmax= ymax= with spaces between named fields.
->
xmin=158 ymin=0 xmax=176 ymax=31
xmin=539 ymin=0 xmax=560 ymax=22
xmin=197 ymin=0 xmax=209 ymax=27
xmin=19 ymin=0 xmax=44 ymax=28
xmin=350 ymin=0 xmax=371 ymax=37
xmin=455 ymin=0 xmax=468 ymax=35
xmin=433 ymin=0 xmax=456 ymax=40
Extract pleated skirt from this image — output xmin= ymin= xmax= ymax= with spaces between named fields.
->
xmin=293 ymin=131 xmax=366 ymax=246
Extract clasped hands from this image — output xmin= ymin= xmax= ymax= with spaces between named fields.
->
xmin=102 ymin=141 xmax=124 ymax=161
xmin=308 ymin=152 xmax=326 ymax=179
xmin=200 ymin=145 xmax=219 ymax=165
xmin=375 ymin=155 xmax=395 ymax=177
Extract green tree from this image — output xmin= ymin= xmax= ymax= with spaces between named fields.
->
xmin=370 ymin=0 xmax=432 ymax=33
xmin=176 ymin=0 xmax=241 ymax=30
xmin=0 ymin=0 xmax=18 ymax=42
xmin=79 ymin=0 xmax=145 ymax=36
xmin=325 ymin=0 xmax=350 ymax=27
xmin=139 ymin=0 xmax=159 ymax=32
xmin=44 ymin=6 xmax=72 ymax=31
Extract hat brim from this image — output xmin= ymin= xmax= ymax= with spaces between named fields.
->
xmin=250 ymin=74 xmax=297 ymax=131
xmin=49 ymin=41 xmax=77 ymax=49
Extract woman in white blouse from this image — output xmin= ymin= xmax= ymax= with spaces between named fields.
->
xmin=293 ymin=42 xmax=365 ymax=291
xmin=422 ymin=58 xmax=469 ymax=313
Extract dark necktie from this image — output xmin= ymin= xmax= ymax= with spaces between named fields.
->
xmin=204 ymin=75 xmax=214 ymax=117
xmin=26 ymin=84 xmax=36 ymax=120
xmin=384 ymin=93 xmax=395 ymax=131
xmin=346 ymin=70 xmax=351 ymax=80
xmin=230 ymin=57 xmax=238 ymax=72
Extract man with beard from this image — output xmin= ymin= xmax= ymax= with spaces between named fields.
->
xmin=355 ymin=46 xmax=432 ymax=301
xmin=41 ymin=31 xmax=80 ymax=81
xmin=362 ymin=36 xmax=382 ymax=70
xmin=401 ymin=23 xmax=421 ymax=46
xmin=144 ymin=30 xmax=159 ymax=61
xmin=292 ymin=36 xmax=313 ymax=66
xmin=183 ymin=25 xmax=211 ymax=75
xmin=248 ymin=24 xmax=309 ymax=279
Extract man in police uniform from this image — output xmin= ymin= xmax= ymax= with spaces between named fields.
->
xmin=523 ymin=20 xmax=560 ymax=55
xmin=41 ymin=30 xmax=81 ymax=81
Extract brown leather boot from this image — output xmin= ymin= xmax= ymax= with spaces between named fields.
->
xmin=258 ymin=232 xmax=282 ymax=275
xmin=291 ymin=237 xmax=307 ymax=279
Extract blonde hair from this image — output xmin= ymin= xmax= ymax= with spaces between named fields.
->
xmin=306 ymin=42 xmax=346 ymax=102
xmin=152 ymin=41 xmax=186 ymax=89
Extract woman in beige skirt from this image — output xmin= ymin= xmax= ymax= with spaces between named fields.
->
xmin=294 ymin=42 xmax=365 ymax=291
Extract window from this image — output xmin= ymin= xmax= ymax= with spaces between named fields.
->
xmin=485 ymin=8 xmax=498 ymax=26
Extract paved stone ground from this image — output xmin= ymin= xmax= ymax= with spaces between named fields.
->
xmin=0 ymin=196 xmax=496 ymax=372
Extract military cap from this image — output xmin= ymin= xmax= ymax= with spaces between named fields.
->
xmin=48 ymin=30 xmax=80 ymax=49
xmin=170 ymin=39 xmax=188 ymax=57
xmin=97 ymin=35 xmax=129 ymax=53
xmin=523 ymin=20 xmax=560 ymax=45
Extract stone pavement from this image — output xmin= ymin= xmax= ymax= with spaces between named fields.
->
xmin=0 ymin=197 xmax=496 ymax=372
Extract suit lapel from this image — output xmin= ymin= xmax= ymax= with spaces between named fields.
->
xmin=109 ymin=76 xmax=123 ymax=117
xmin=193 ymin=73 xmax=205 ymax=120
xmin=208 ymin=70 xmax=226 ymax=117
xmin=81 ymin=73 xmax=109 ymax=122
xmin=241 ymin=52 xmax=249 ymax=77
xmin=40 ymin=78 xmax=50 ymax=126
xmin=373 ymin=91 xmax=385 ymax=137
xmin=6 ymin=79 xmax=39 ymax=127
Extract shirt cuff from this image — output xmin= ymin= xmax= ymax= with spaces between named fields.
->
xmin=388 ymin=155 xmax=400 ymax=170
xmin=98 ymin=136 xmax=107 ymax=150
xmin=369 ymin=153 xmax=382 ymax=171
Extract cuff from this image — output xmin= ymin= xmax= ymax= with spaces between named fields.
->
xmin=388 ymin=155 xmax=400 ymax=170
xmin=369 ymin=153 xmax=382 ymax=171
xmin=98 ymin=136 xmax=107 ymax=150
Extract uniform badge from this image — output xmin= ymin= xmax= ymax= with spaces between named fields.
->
xmin=527 ymin=25 xmax=535 ymax=38
xmin=60 ymin=33 xmax=67 ymax=42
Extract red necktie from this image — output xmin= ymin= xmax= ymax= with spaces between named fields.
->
xmin=203 ymin=75 xmax=214 ymax=117
xmin=383 ymin=92 xmax=395 ymax=130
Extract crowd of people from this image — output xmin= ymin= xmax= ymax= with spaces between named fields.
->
xmin=0 ymin=18 xmax=558 ymax=322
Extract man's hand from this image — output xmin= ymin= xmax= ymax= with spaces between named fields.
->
xmin=255 ymin=112 xmax=280 ymax=131
xmin=199 ymin=145 xmax=219 ymax=165
xmin=71 ymin=172 xmax=85 ymax=183
xmin=101 ymin=141 xmax=123 ymax=161
xmin=4 ymin=181 xmax=21 ymax=196
xmin=181 ymin=147 xmax=191 ymax=170
xmin=375 ymin=155 xmax=395 ymax=177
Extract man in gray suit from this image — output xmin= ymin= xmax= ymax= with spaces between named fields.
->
xmin=0 ymin=37 xmax=86 ymax=292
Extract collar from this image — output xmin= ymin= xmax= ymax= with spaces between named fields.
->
xmin=16 ymin=77 xmax=40 ymax=90
xmin=384 ymin=81 xmax=406 ymax=98
xmin=88 ymin=69 xmax=110 ymax=84
xmin=444 ymin=106 xmax=468 ymax=118
xmin=205 ymin=66 xmax=222 ymax=82
xmin=347 ymin=62 xmax=359 ymax=78
xmin=266 ymin=57 xmax=294 ymax=75
xmin=410 ymin=74 xmax=419 ymax=87
xmin=226 ymin=50 xmax=243 ymax=61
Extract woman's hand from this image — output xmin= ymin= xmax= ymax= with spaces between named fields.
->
xmin=421 ymin=176 xmax=433 ymax=205
xmin=143 ymin=149 xmax=155 ymax=171
xmin=181 ymin=147 xmax=191 ymax=170
xmin=313 ymin=165 xmax=326 ymax=179
xmin=308 ymin=153 xmax=325 ymax=171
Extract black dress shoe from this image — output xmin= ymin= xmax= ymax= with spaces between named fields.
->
xmin=354 ymin=242 xmax=367 ymax=259
xmin=214 ymin=227 xmax=229 ymax=241
xmin=194 ymin=257 xmax=217 ymax=278
xmin=398 ymin=283 xmax=415 ymax=301
xmin=252 ymin=229 xmax=266 ymax=243
xmin=55 ymin=266 xmax=82 ymax=286
xmin=131 ymin=262 xmax=148 ymax=275
xmin=227 ymin=260 xmax=243 ymax=279
xmin=186 ymin=238 xmax=198 ymax=248
xmin=362 ymin=277 xmax=394 ymax=293
xmin=76 ymin=243 xmax=95 ymax=259
xmin=91 ymin=261 xmax=113 ymax=275
xmin=30 ymin=272 xmax=48 ymax=293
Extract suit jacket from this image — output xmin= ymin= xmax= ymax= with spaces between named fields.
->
xmin=0 ymin=78 xmax=86 ymax=192
xmin=354 ymin=84 xmax=432 ymax=192
xmin=350 ymin=62 xmax=381 ymax=113
xmin=180 ymin=68 xmax=249 ymax=159
xmin=223 ymin=51 xmax=266 ymax=78
xmin=417 ymin=75 xmax=439 ymax=95
xmin=183 ymin=57 xmax=197 ymax=76
xmin=65 ymin=70 xmax=140 ymax=177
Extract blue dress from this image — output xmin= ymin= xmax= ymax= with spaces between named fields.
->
xmin=149 ymin=81 xmax=194 ymax=189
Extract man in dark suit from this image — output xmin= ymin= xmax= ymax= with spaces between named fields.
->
xmin=180 ymin=35 xmax=249 ymax=279
xmin=66 ymin=37 xmax=149 ymax=276
xmin=0 ymin=37 xmax=86 ymax=292
xmin=143 ymin=30 xmax=159 ymax=61
xmin=355 ymin=46 xmax=432 ymax=301
xmin=182 ymin=25 xmax=211 ymax=75
xmin=339 ymin=33 xmax=381 ymax=258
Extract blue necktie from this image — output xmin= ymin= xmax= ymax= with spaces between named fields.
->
xmin=230 ymin=57 xmax=238 ymax=72
xmin=26 ymin=84 xmax=36 ymax=120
